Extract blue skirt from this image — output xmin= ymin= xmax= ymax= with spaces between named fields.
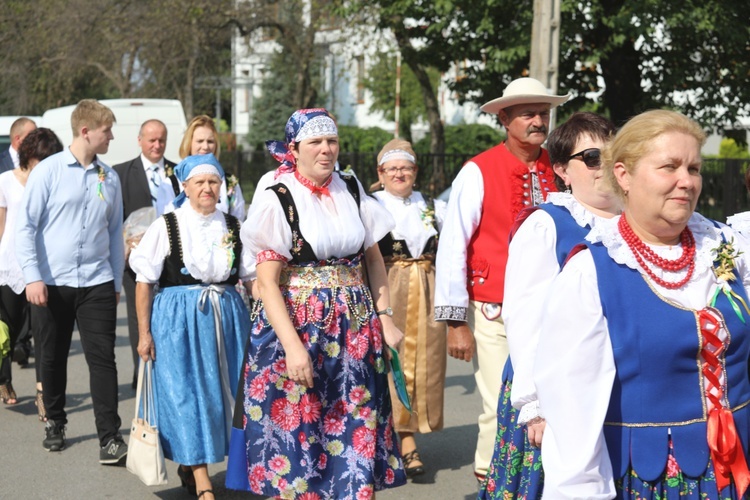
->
xmin=479 ymin=359 xmax=544 ymax=499
xmin=150 ymin=284 xmax=250 ymax=465
xmin=225 ymin=259 xmax=407 ymax=499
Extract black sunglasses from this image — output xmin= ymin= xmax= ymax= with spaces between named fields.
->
xmin=568 ymin=148 xmax=602 ymax=169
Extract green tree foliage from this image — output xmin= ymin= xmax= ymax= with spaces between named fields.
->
xmin=449 ymin=0 xmax=750 ymax=127
xmin=719 ymin=138 xmax=750 ymax=159
xmin=363 ymin=53 xmax=440 ymax=143
xmin=414 ymin=124 xmax=504 ymax=155
xmin=337 ymin=125 xmax=393 ymax=152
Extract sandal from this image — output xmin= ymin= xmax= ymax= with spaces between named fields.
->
xmin=35 ymin=390 xmax=47 ymax=421
xmin=402 ymin=449 xmax=426 ymax=478
xmin=177 ymin=465 xmax=197 ymax=496
xmin=0 ymin=382 xmax=17 ymax=405
xmin=197 ymin=489 xmax=214 ymax=499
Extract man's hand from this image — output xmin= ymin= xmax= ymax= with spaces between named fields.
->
xmin=447 ymin=322 xmax=475 ymax=362
xmin=26 ymin=281 xmax=48 ymax=307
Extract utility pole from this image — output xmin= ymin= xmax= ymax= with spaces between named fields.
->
xmin=529 ymin=0 xmax=562 ymax=129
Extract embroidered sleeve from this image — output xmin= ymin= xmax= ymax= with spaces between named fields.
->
xmin=517 ymin=401 xmax=543 ymax=425
xmin=435 ymin=305 xmax=468 ymax=322
xmin=257 ymin=249 xmax=288 ymax=265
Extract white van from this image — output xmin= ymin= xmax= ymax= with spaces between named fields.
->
xmin=0 ymin=116 xmax=42 ymax=152
xmin=41 ymin=99 xmax=187 ymax=165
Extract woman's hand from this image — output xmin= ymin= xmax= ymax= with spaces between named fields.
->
xmin=285 ymin=342 xmax=314 ymax=388
xmin=380 ymin=315 xmax=404 ymax=350
xmin=137 ymin=331 xmax=156 ymax=361
xmin=526 ymin=417 xmax=546 ymax=448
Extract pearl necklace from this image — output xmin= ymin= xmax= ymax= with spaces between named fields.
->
xmin=618 ymin=214 xmax=696 ymax=289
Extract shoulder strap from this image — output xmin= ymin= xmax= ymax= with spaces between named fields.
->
xmin=339 ymin=173 xmax=360 ymax=208
xmin=169 ymin=174 xmax=180 ymax=196
xmin=267 ymin=183 xmax=318 ymax=263
xmin=163 ymin=212 xmax=181 ymax=262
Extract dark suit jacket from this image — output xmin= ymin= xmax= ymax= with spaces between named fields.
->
xmin=113 ymin=156 xmax=176 ymax=221
xmin=0 ymin=149 xmax=14 ymax=174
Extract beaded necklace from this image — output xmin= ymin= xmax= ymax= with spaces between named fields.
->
xmin=618 ymin=214 xmax=696 ymax=289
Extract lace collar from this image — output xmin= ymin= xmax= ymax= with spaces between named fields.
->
xmin=585 ymin=212 xmax=723 ymax=275
xmin=545 ymin=192 xmax=613 ymax=229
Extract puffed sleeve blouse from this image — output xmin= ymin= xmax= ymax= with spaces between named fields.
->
xmin=129 ymin=204 xmax=252 ymax=284
xmin=533 ymin=213 xmax=750 ymax=499
xmin=241 ymin=171 xmax=394 ymax=269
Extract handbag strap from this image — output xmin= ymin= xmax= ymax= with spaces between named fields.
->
xmin=133 ymin=359 xmax=156 ymax=426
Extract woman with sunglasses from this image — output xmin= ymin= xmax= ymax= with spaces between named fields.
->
xmin=479 ymin=112 xmax=618 ymax=499
xmin=536 ymin=110 xmax=750 ymax=498
xmin=370 ymin=138 xmax=448 ymax=479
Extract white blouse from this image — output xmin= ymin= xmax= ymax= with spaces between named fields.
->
xmin=0 ymin=171 xmax=26 ymax=293
xmin=130 ymin=204 xmax=251 ymax=284
xmin=241 ymin=172 xmax=394 ymax=270
xmin=727 ymin=211 xmax=750 ymax=238
xmin=534 ymin=213 xmax=750 ymax=499
xmin=372 ymin=190 xmax=445 ymax=257
xmin=503 ymin=192 xmax=611 ymax=424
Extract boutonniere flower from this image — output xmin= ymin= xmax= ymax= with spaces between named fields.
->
xmin=420 ymin=206 xmax=436 ymax=230
xmin=710 ymin=238 xmax=750 ymax=323
xmin=227 ymin=174 xmax=239 ymax=204
xmin=96 ymin=166 xmax=106 ymax=200
xmin=165 ymin=164 xmax=174 ymax=177
xmin=219 ymin=230 xmax=236 ymax=268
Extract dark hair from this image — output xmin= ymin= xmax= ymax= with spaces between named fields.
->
xmin=546 ymin=112 xmax=617 ymax=191
xmin=18 ymin=128 xmax=63 ymax=170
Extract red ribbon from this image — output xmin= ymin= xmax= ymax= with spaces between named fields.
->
xmin=707 ymin=407 xmax=750 ymax=496
xmin=294 ymin=170 xmax=331 ymax=197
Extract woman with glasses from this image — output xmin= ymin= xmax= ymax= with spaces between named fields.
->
xmin=370 ymin=138 xmax=448 ymax=479
xmin=480 ymin=112 xmax=619 ymax=499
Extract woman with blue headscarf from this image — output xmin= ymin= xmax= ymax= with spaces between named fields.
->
xmin=130 ymin=153 xmax=252 ymax=500
xmin=226 ymin=108 xmax=407 ymax=498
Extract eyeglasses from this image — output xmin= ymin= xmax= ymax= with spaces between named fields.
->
xmin=381 ymin=165 xmax=416 ymax=176
xmin=568 ymin=148 xmax=602 ymax=169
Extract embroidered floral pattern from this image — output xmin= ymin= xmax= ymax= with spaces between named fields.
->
xmin=434 ymin=305 xmax=467 ymax=322
xmin=218 ymin=230 xmax=236 ymax=268
xmin=257 ymin=249 xmax=288 ymax=264
xmin=420 ymin=205 xmax=436 ymax=230
xmin=509 ymin=161 xmax=556 ymax=220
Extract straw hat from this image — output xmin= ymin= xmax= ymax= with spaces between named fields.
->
xmin=480 ymin=77 xmax=570 ymax=114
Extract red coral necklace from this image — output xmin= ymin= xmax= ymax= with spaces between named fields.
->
xmin=618 ymin=214 xmax=696 ymax=289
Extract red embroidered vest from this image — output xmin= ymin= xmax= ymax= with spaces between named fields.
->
xmin=466 ymin=143 xmax=556 ymax=303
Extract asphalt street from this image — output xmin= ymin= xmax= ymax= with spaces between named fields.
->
xmin=1 ymin=296 xmax=482 ymax=499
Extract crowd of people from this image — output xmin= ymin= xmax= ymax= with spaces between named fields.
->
xmin=1 ymin=76 xmax=750 ymax=500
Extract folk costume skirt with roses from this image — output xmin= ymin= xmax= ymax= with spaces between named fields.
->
xmin=225 ymin=257 xmax=407 ymax=499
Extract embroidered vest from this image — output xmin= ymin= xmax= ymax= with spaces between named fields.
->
xmin=466 ymin=144 xmax=555 ymax=303
xmin=158 ymin=211 xmax=242 ymax=288
xmin=588 ymin=240 xmax=750 ymax=481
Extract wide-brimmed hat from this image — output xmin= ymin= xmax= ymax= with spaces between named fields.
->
xmin=480 ymin=77 xmax=570 ymax=114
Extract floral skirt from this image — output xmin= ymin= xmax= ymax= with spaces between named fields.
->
xmin=225 ymin=259 xmax=406 ymax=499
xmin=616 ymin=439 xmax=742 ymax=499
xmin=478 ymin=360 xmax=543 ymax=500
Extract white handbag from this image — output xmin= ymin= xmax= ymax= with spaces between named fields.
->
xmin=126 ymin=359 xmax=168 ymax=486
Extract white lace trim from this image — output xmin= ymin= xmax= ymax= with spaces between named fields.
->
xmin=585 ymin=212 xmax=724 ymax=277
xmin=294 ymin=115 xmax=338 ymax=142
xmin=517 ymin=400 xmax=543 ymax=425
xmin=546 ymin=192 xmax=605 ymax=229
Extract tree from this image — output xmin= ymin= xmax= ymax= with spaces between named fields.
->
xmin=449 ymin=0 xmax=750 ymax=127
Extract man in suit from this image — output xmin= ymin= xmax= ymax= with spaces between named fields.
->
xmin=113 ymin=119 xmax=175 ymax=387
xmin=0 ymin=117 xmax=37 ymax=173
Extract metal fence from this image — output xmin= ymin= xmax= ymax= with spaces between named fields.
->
xmin=221 ymin=151 xmax=750 ymax=221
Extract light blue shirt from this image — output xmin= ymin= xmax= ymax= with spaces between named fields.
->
xmin=16 ymin=148 xmax=124 ymax=291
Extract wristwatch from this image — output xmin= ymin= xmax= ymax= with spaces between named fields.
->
xmin=377 ymin=307 xmax=394 ymax=317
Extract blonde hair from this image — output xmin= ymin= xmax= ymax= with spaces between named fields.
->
xmin=370 ymin=138 xmax=417 ymax=191
xmin=70 ymin=99 xmax=116 ymax=137
xmin=179 ymin=115 xmax=220 ymax=160
xmin=602 ymin=110 xmax=706 ymax=199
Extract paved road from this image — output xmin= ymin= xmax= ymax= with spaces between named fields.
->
xmin=1 ymin=297 xmax=482 ymax=499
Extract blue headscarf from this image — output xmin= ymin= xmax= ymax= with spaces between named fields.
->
xmin=172 ymin=153 xmax=225 ymax=209
xmin=265 ymin=108 xmax=338 ymax=178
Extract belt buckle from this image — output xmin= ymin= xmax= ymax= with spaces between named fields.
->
xmin=480 ymin=302 xmax=502 ymax=321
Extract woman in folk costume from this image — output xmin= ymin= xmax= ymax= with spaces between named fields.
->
xmin=225 ymin=108 xmax=407 ymax=499
xmin=370 ymin=139 xmax=448 ymax=479
xmin=479 ymin=112 xmax=618 ymax=499
xmin=131 ymin=153 xmax=251 ymax=500
xmin=535 ymin=110 xmax=750 ymax=498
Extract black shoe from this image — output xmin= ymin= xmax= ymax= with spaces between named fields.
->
xmin=100 ymin=437 xmax=128 ymax=465
xmin=13 ymin=342 xmax=29 ymax=366
xmin=402 ymin=450 xmax=426 ymax=478
xmin=43 ymin=421 xmax=66 ymax=452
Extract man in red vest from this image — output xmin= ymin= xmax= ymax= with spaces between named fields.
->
xmin=435 ymin=77 xmax=569 ymax=483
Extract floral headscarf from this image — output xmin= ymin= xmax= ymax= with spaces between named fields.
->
xmin=266 ymin=108 xmax=338 ymax=179
xmin=173 ymin=153 xmax=225 ymax=208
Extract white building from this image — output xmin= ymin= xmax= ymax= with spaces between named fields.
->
xmin=230 ymin=9 xmax=492 ymax=148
